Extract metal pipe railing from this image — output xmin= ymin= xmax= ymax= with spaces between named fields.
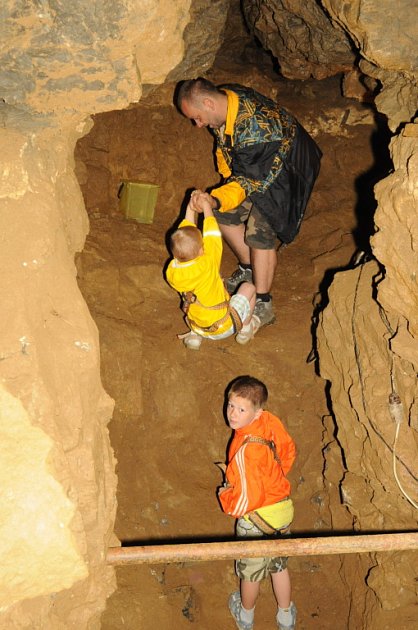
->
xmin=107 ymin=532 xmax=418 ymax=566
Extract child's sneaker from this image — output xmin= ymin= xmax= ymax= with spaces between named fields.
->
xmin=228 ymin=592 xmax=254 ymax=630
xmin=180 ymin=331 xmax=202 ymax=350
xmin=225 ymin=265 xmax=253 ymax=294
xmin=254 ymin=298 xmax=276 ymax=327
xmin=235 ymin=314 xmax=261 ymax=345
xmin=276 ymin=602 xmax=297 ymax=630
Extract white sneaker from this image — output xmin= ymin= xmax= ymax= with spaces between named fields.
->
xmin=182 ymin=331 xmax=202 ymax=350
xmin=276 ymin=602 xmax=297 ymax=630
xmin=235 ymin=315 xmax=261 ymax=345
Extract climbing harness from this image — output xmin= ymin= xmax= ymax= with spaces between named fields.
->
xmin=181 ymin=290 xmax=243 ymax=334
xmin=243 ymin=435 xmax=282 ymax=466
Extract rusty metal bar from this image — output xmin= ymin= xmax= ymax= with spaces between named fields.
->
xmin=107 ymin=532 xmax=418 ymax=566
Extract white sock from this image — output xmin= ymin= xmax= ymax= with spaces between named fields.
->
xmin=240 ymin=604 xmax=255 ymax=624
xmin=277 ymin=605 xmax=293 ymax=625
xmin=240 ymin=322 xmax=252 ymax=333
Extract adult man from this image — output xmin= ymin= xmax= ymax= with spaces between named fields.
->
xmin=176 ymin=78 xmax=322 ymax=328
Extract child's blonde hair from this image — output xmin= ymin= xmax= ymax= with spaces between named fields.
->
xmin=170 ymin=225 xmax=203 ymax=262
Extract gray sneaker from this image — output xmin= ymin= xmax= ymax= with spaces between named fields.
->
xmin=228 ymin=592 xmax=254 ymax=630
xmin=225 ymin=265 xmax=253 ymax=294
xmin=276 ymin=602 xmax=297 ymax=630
xmin=254 ymin=298 xmax=276 ymax=327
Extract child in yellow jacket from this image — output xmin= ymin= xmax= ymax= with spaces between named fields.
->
xmin=218 ymin=375 xmax=297 ymax=630
xmin=166 ymin=193 xmax=260 ymax=349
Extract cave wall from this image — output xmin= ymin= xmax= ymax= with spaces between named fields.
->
xmin=243 ymin=0 xmax=418 ymax=131
xmin=322 ymin=0 xmax=418 ymax=131
xmin=0 ymin=0 xmax=229 ymax=627
xmin=242 ymin=0 xmax=355 ymax=80
xmin=316 ymin=20 xmax=418 ymax=630
xmin=0 ymin=118 xmax=117 ymax=628
xmin=318 ymin=257 xmax=417 ymax=627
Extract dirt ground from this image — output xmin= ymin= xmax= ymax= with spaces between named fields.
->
xmin=75 ymin=55 xmax=387 ymax=629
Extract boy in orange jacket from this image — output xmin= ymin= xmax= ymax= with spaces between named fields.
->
xmin=218 ymin=375 xmax=297 ymax=630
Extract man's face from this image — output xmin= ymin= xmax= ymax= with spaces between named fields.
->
xmin=226 ymin=394 xmax=261 ymax=430
xmin=181 ymin=97 xmax=225 ymax=129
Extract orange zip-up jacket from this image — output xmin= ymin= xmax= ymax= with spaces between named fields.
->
xmin=219 ymin=410 xmax=296 ymax=518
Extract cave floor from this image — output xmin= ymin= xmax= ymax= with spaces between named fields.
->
xmin=75 ymin=60 xmax=381 ymax=629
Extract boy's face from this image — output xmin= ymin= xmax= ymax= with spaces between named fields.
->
xmin=227 ymin=394 xmax=262 ymax=430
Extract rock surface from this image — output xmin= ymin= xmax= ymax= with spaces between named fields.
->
xmin=322 ymin=0 xmax=418 ymax=131
xmin=242 ymin=0 xmax=355 ymax=79
xmin=317 ymin=122 xmax=418 ymax=629
xmin=0 ymin=117 xmax=117 ymax=627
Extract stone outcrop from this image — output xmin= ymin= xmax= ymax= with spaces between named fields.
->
xmin=322 ymin=0 xmax=418 ymax=131
xmin=242 ymin=0 xmax=418 ymax=130
xmin=242 ymin=0 xmax=355 ymax=79
xmin=0 ymin=0 xmax=193 ymax=116
xmin=317 ymin=100 xmax=418 ymax=630
xmin=0 ymin=116 xmax=117 ymax=627
xmin=308 ymin=3 xmax=418 ymax=626
xmin=166 ymin=0 xmax=230 ymax=83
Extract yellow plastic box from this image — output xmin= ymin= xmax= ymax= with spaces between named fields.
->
xmin=118 ymin=180 xmax=159 ymax=224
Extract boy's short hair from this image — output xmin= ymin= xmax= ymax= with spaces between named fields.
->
xmin=170 ymin=225 xmax=203 ymax=262
xmin=228 ymin=375 xmax=268 ymax=409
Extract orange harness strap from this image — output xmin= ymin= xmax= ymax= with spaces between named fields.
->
xmin=183 ymin=291 xmax=243 ymax=334
xmin=243 ymin=435 xmax=282 ymax=466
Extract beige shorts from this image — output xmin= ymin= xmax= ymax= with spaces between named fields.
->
xmin=235 ymin=516 xmax=289 ymax=582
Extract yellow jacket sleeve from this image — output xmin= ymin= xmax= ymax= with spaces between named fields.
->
xmin=211 ymin=182 xmax=247 ymax=213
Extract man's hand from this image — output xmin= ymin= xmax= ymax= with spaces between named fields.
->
xmin=190 ymin=190 xmax=217 ymax=215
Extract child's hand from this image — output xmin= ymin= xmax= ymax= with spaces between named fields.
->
xmin=189 ymin=189 xmax=204 ymax=213
xmin=214 ymin=462 xmax=229 ymax=496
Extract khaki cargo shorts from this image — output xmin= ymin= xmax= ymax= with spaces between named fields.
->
xmin=213 ymin=199 xmax=277 ymax=250
xmin=234 ymin=516 xmax=289 ymax=582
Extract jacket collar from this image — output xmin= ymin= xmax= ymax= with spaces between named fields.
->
xmin=223 ymin=89 xmax=239 ymax=143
